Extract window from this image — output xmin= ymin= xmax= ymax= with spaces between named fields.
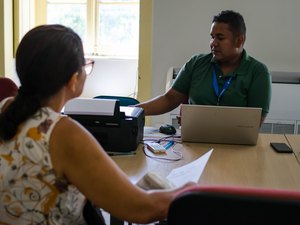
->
xmin=39 ymin=0 xmax=139 ymax=58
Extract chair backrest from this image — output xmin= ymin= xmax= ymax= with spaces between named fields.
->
xmin=167 ymin=186 xmax=300 ymax=225
xmin=0 ymin=77 xmax=18 ymax=101
xmin=93 ymin=95 xmax=139 ymax=106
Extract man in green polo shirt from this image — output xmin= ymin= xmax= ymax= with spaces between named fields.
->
xmin=136 ymin=10 xmax=271 ymax=126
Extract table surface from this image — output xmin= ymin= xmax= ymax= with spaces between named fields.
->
xmin=112 ymin=129 xmax=300 ymax=190
xmin=286 ymin=134 xmax=300 ymax=164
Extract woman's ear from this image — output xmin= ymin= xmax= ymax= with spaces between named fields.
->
xmin=66 ymin=72 xmax=79 ymax=93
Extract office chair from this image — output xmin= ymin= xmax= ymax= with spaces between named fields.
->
xmin=0 ymin=77 xmax=18 ymax=101
xmin=167 ymin=185 xmax=300 ymax=225
xmin=93 ymin=95 xmax=139 ymax=106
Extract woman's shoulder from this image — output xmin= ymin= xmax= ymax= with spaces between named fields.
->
xmin=52 ymin=114 xmax=95 ymax=147
xmin=0 ymin=97 xmax=14 ymax=113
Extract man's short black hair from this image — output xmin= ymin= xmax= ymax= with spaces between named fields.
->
xmin=213 ymin=10 xmax=246 ymax=39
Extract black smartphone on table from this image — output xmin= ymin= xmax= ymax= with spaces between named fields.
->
xmin=270 ymin=142 xmax=293 ymax=153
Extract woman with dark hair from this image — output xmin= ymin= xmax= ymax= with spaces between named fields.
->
xmin=0 ymin=25 xmax=195 ymax=224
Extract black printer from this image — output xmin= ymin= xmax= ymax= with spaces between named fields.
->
xmin=64 ymin=98 xmax=144 ymax=153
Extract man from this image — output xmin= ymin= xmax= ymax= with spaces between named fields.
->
xmin=136 ymin=10 xmax=271 ymax=126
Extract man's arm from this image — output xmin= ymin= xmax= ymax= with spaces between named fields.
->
xmin=260 ymin=115 xmax=266 ymax=127
xmin=136 ymin=88 xmax=188 ymax=116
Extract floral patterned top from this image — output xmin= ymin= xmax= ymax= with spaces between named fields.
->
xmin=0 ymin=99 xmax=87 ymax=225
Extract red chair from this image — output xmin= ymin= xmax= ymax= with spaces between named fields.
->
xmin=0 ymin=77 xmax=18 ymax=101
xmin=167 ymin=185 xmax=300 ymax=225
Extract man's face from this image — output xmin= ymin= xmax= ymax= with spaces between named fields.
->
xmin=209 ymin=22 xmax=243 ymax=63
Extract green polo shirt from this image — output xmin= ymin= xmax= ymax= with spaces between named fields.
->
xmin=172 ymin=50 xmax=272 ymax=117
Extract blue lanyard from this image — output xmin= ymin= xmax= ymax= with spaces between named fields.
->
xmin=212 ymin=65 xmax=233 ymax=105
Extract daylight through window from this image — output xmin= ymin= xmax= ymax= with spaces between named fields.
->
xmin=46 ymin=0 xmax=140 ymax=57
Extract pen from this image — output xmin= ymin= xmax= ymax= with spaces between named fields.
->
xmin=164 ymin=141 xmax=174 ymax=150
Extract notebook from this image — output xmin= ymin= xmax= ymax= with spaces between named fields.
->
xmin=180 ymin=104 xmax=262 ymax=145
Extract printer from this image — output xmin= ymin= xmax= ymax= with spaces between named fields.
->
xmin=64 ymin=98 xmax=145 ymax=153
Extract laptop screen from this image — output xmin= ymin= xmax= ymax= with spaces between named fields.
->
xmin=180 ymin=104 xmax=262 ymax=145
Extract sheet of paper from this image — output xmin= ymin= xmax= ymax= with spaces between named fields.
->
xmin=166 ymin=149 xmax=213 ymax=187
xmin=64 ymin=98 xmax=117 ymax=115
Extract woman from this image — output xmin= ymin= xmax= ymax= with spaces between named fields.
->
xmin=0 ymin=25 xmax=194 ymax=224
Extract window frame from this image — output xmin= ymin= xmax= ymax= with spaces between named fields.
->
xmin=34 ymin=0 xmax=139 ymax=58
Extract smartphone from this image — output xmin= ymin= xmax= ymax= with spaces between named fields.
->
xmin=270 ymin=142 xmax=293 ymax=153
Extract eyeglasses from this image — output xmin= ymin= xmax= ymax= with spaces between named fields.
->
xmin=84 ymin=59 xmax=95 ymax=75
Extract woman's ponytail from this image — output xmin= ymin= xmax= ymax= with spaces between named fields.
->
xmin=0 ymin=94 xmax=41 ymax=141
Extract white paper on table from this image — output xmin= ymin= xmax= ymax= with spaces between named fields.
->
xmin=166 ymin=149 xmax=213 ymax=187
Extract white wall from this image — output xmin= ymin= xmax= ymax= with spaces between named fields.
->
xmin=81 ymin=58 xmax=138 ymax=98
xmin=150 ymin=0 xmax=300 ymax=126
xmin=12 ymin=58 xmax=138 ymax=99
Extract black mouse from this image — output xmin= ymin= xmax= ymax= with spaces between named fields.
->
xmin=159 ymin=124 xmax=176 ymax=135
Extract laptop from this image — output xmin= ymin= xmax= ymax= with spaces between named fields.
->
xmin=180 ymin=104 xmax=262 ymax=145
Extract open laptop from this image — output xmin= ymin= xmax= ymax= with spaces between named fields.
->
xmin=180 ymin=104 xmax=262 ymax=145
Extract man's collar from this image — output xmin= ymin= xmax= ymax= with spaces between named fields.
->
xmin=235 ymin=50 xmax=249 ymax=75
xmin=211 ymin=49 xmax=249 ymax=76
